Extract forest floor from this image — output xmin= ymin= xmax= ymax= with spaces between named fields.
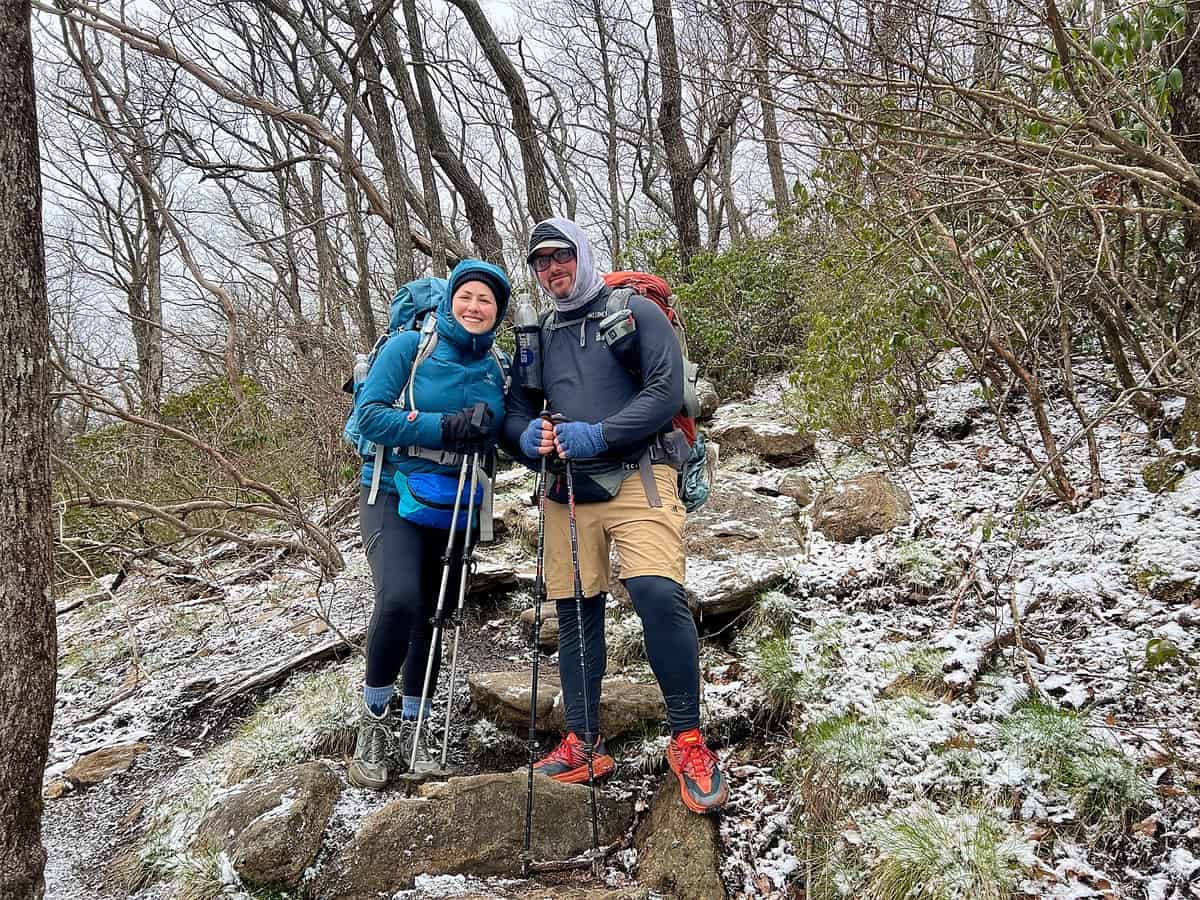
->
xmin=41 ymin=360 xmax=1200 ymax=899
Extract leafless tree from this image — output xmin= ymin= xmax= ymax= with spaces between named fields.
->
xmin=0 ymin=0 xmax=56 ymax=896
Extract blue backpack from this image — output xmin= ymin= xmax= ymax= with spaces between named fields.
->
xmin=343 ymin=277 xmax=509 ymax=504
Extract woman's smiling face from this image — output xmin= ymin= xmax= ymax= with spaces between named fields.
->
xmin=451 ymin=280 xmax=499 ymax=334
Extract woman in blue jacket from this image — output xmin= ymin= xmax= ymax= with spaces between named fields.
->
xmin=350 ymin=259 xmax=510 ymax=790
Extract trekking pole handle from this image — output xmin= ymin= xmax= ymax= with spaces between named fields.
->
xmin=470 ymin=401 xmax=488 ymax=428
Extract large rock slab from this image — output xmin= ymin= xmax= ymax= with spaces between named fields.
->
xmin=708 ymin=380 xmax=815 ymax=466
xmin=634 ymin=775 xmax=727 ymax=899
xmin=812 ymin=473 xmax=912 ymax=543
xmin=683 ymin=471 xmax=802 ymax=617
xmin=65 ymin=741 xmax=149 ymax=787
xmin=320 ymin=772 xmax=632 ymax=897
xmin=547 ymin=677 xmax=666 ymax=737
xmin=520 ymin=602 xmax=561 ymax=652
xmin=469 ymin=672 xmax=665 ymax=737
xmin=194 ymin=762 xmax=339 ymax=889
xmin=709 ymin=421 xmax=816 ymax=467
xmin=469 ymin=671 xmax=560 ymax=730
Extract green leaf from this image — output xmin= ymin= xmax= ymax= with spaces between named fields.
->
xmin=1145 ymin=637 xmax=1179 ymax=669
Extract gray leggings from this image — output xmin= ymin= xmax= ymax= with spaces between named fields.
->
xmin=360 ymin=487 xmax=464 ymax=695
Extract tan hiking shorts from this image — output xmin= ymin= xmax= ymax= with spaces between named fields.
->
xmin=543 ymin=464 xmax=686 ymax=599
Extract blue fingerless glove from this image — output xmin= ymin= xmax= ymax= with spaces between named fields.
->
xmin=519 ymin=418 xmax=547 ymax=459
xmin=554 ymin=421 xmax=608 ymax=459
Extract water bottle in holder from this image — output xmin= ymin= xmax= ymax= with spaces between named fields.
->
xmin=512 ymin=292 xmax=542 ymax=392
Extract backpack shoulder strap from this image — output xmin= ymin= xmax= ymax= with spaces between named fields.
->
xmin=403 ymin=315 xmax=440 ymax=411
xmin=490 ymin=346 xmax=511 ymax=396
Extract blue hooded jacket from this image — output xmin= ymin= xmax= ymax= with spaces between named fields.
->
xmin=357 ymin=260 xmax=510 ymax=495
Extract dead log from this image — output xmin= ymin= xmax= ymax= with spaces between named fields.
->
xmin=191 ymin=628 xmax=364 ymax=709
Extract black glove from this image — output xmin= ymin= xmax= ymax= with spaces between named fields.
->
xmin=441 ymin=403 xmax=494 ymax=452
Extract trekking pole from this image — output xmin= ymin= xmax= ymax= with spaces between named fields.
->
xmin=408 ymin=447 xmax=472 ymax=776
xmin=435 ymin=448 xmax=482 ymax=772
xmin=522 ymin=409 xmax=553 ymax=876
xmin=563 ymin=445 xmax=603 ymax=878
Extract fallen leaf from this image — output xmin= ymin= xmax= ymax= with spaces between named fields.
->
xmin=1133 ymin=814 xmax=1158 ymax=837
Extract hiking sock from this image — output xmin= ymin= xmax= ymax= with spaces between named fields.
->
xmin=554 ymin=594 xmax=607 ymax=737
xmin=363 ymin=683 xmax=394 ymax=717
xmin=628 ymin=575 xmax=701 ymax=733
xmin=401 ymin=694 xmax=434 ymax=721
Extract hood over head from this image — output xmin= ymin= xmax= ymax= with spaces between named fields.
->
xmin=527 ymin=217 xmax=605 ymax=313
xmin=438 ymin=258 xmax=511 ymax=353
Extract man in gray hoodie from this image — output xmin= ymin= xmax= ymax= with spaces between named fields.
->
xmin=502 ymin=217 xmax=727 ymax=814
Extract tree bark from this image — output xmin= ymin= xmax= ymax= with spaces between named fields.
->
xmin=590 ymin=0 xmax=624 ymax=265
xmin=747 ymin=2 xmax=790 ymax=219
xmin=1170 ymin=0 xmax=1200 ymax=348
xmin=651 ymin=0 xmax=703 ymax=275
xmin=375 ymin=10 xmax=449 ymax=276
xmin=402 ymin=0 xmax=504 ymax=265
xmin=0 ymin=0 xmax=57 ymax=895
xmin=444 ymin=0 xmax=554 ymax=223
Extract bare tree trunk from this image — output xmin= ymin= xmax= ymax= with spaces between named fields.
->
xmin=0 ymin=0 xmax=57 ymax=895
xmin=402 ymin=0 xmax=504 ymax=264
xmin=651 ymin=0 xmax=703 ymax=274
xmin=1170 ymin=0 xmax=1200 ymax=348
xmin=376 ymin=11 xmax=449 ymax=276
xmin=590 ymin=0 xmax=624 ymax=265
xmin=747 ymin=2 xmax=790 ymax=219
xmin=341 ymin=118 xmax=378 ymax=346
xmin=138 ymin=183 xmax=164 ymax=413
xmin=444 ymin=0 xmax=553 ymax=222
xmin=346 ymin=0 xmax=415 ymax=283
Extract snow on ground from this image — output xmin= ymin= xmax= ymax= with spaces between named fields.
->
xmin=42 ymin=362 xmax=1200 ymax=899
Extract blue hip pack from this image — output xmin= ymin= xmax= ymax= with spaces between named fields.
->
xmin=394 ymin=470 xmax=483 ymax=531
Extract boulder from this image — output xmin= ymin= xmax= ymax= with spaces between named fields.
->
xmin=684 ymin=472 xmax=802 ymax=617
xmin=470 ymin=557 xmax=526 ymax=595
xmin=812 ymin=473 xmax=912 ymax=543
xmin=320 ymin=772 xmax=632 ymax=897
xmin=194 ymin=762 xmax=339 ymax=889
xmin=537 ymin=616 xmax=559 ymax=652
xmin=1130 ymin=470 xmax=1200 ymax=603
xmin=634 ymin=775 xmax=727 ymax=899
xmin=696 ymin=378 xmax=720 ymax=421
xmin=515 ymin=599 xmax=561 ymax=650
xmin=547 ymin=677 xmax=666 ymax=737
xmin=708 ymin=420 xmax=816 ymax=467
xmin=469 ymin=671 xmax=560 ymax=731
xmin=1142 ymin=450 xmax=1200 ymax=493
xmin=777 ymin=472 xmax=813 ymax=507
xmin=708 ymin=378 xmax=816 ymax=467
xmin=65 ymin=741 xmax=149 ymax=787
xmin=469 ymin=672 xmax=665 ymax=738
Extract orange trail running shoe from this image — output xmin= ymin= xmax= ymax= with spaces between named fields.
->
xmin=667 ymin=728 xmax=728 ymax=813
xmin=533 ymin=732 xmax=615 ymax=784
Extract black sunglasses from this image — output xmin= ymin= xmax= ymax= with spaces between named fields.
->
xmin=530 ymin=247 xmax=576 ymax=271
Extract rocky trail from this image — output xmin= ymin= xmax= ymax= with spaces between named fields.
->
xmin=42 ymin=367 xmax=1200 ymax=899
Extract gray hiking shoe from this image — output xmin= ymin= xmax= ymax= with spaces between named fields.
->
xmin=397 ymin=716 xmax=444 ymax=774
xmin=348 ymin=700 xmax=391 ymax=790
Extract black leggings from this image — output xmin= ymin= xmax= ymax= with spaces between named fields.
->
xmin=360 ymin=487 xmax=464 ymax=695
xmin=555 ymin=574 xmax=700 ymax=737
